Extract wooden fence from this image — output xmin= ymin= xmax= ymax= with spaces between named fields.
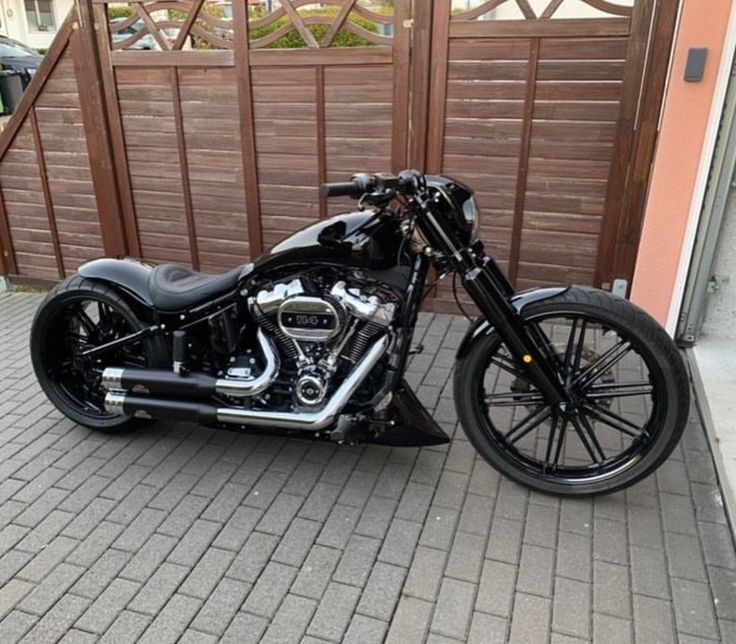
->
xmin=0 ymin=0 xmax=677 ymax=311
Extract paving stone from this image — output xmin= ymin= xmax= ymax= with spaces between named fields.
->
xmin=242 ymin=561 xmax=297 ymax=618
xmin=344 ymin=614 xmax=389 ymax=644
xmin=594 ymin=561 xmax=631 ymax=619
xmin=21 ymin=594 xmax=90 ymax=644
xmin=509 ymin=592 xmax=551 ymax=644
xmin=256 ymin=492 xmax=303 ymax=535
xmin=128 ymin=562 xmax=190 ymax=616
xmin=379 ymin=517 xmax=423 ymax=567
xmin=516 ymin=544 xmax=554 ymax=597
xmin=272 ymin=517 xmax=321 ymax=568
xmin=316 ymin=504 xmax=361 ymax=550
xmin=708 ymin=566 xmax=736 ymax=620
xmin=291 ymin=545 xmax=341 ymax=600
xmin=261 ymin=594 xmax=317 ymax=644
xmin=0 ymin=609 xmax=37 ymax=643
xmin=594 ymin=516 xmax=629 ymax=565
xmin=419 ymin=506 xmax=459 ymax=552
xmin=355 ymin=495 xmax=398 ymax=539
xmin=138 ymin=594 xmax=202 ymax=644
xmin=665 ymin=531 xmax=708 ymax=582
xmin=166 ymin=519 xmax=221 ymax=567
xmin=552 ymin=577 xmax=590 ymax=639
xmin=333 ymin=534 xmax=381 ymax=587
xmin=75 ymin=578 xmax=140 ymax=634
xmin=19 ymin=562 xmax=85 ymax=615
xmin=486 ymin=516 xmax=523 ymax=564
xmin=191 ymin=577 xmax=250 ymax=636
xmin=395 ymin=482 xmax=435 ymax=523
xmin=633 ymin=594 xmax=677 ymax=644
xmin=444 ymin=531 xmax=485 ymax=582
xmin=467 ymin=611 xmax=507 ymax=644
xmin=385 ymin=596 xmax=433 ymax=644
xmin=71 ymin=549 xmax=131 ymax=599
xmin=0 ymin=579 xmax=35 ymax=621
xmin=556 ymin=530 xmax=592 ymax=583
xmin=430 ymin=577 xmax=475 ymax=640
xmin=307 ymin=581 xmax=361 ymax=641
xmin=357 ymin=562 xmax=406 ymax=620
xmin=120 ymin=533 xmax=178 ymax=583
xmin=698 ymin=521 xmax=736 ymax=569
xmin=212 ymin=505 xmax=263 ymax=552
xmin=671 ymin=578 xmax=719 ymax=640
xmin=630 ymin=545 xmax=670 ymax=599
xmin=523 ymin=502 xmax=559 ymax=548
xmin=157 ymin=494 xmax=210 ymax=538
xmin=476 ymin=559 xmax=516 ymax=618
xmin=402 ymin=545 xmax=447 ymax=602
xmin=220 ymin=612 xmax=268 ymax=644
xmin=593 ymin=613 xmax=632 ymax=644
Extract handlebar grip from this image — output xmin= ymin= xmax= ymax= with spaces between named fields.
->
xmin=319 ymin=181 xmax=363 ymax=198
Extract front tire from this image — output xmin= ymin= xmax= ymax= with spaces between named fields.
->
xmin=454 ymin=287 xmax=690 ymax=496
xmin=31 ymin=276 xmax=168 ymax=432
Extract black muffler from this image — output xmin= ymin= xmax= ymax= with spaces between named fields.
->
xmin=105 ymin=391 xmax=218 ymax=423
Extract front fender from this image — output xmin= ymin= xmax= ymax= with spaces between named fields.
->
xmin=455 ymin=287 xmax=569 ymax=362
xmin=78 ymin=257 xmax=155 ymax=306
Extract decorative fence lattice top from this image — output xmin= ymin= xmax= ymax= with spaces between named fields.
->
xmin=106 ymin=0 xmax=394 ymax=51
xmin=450 ymin=0 xmax=634 ymax=21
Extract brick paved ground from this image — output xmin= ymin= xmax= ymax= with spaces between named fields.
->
xmin=0 ymin=291 xmax=735 ymax=643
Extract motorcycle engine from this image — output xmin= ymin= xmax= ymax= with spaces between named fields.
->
xmin=250 ymin=273 xmax=399 ymax=409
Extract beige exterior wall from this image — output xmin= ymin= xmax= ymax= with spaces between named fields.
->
xmin=0 ymin=0 xmax=74 ymax=49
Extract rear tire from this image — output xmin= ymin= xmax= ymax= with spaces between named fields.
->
xmin=31 ymin=276 xmax=168 ymax=432
xmin=454 ymin=287 xmax=690 ymax=496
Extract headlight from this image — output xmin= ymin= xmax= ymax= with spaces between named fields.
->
xmin=462 ymin=196 xmax=479 ymax=241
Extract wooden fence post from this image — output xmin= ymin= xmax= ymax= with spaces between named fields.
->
xmin=72 ymin=0 xmax=128 ymax=257
xmin=234 ymin=0 xmax=264 ymax=258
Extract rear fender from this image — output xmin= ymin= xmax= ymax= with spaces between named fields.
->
xmin=455 ymin=287 xmax=568 ymax=362
xmin=78 ymin=257 xmax=155 ymax=307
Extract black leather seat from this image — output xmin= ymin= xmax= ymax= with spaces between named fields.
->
xmin=147 ymin=264 xmax=251 ymax=311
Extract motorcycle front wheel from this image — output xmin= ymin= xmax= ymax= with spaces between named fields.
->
xmin=454 ymin=287 xmax=690 ymax=496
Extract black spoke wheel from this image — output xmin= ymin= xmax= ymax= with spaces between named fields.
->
xmin=31 ymin=276 xmax=168 ymax=432
xmin=454 ymin=287 xmax=689 ymax=496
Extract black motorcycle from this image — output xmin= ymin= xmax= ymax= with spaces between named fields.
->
xmin=30 ymin=171 xmax=689 ymax=495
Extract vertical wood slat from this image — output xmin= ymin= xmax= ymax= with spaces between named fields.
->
xmin=92 ymin=3 xmax=141 ymax=257
xmin=425 ymin=0 xmax=451 ymax=174
xmin=609 ymin=0 xmax=680 ymax=287
xmin=594 ymin=0 xmax=655 ymax=288
xmin=408 ymin=0 xmax=434 ymax=170
xmin=391 ymin=0 xmax=411 ymax=172
xmin=508 ymin=37 xmax=540 ymax=286
xmin=0 ymin=185 xmax=17 ymax=275
xmin=233 ymin=0 xmax=263 ymax=257
xmin=170 ymin=67 xmax=199 ymax=270
xmin=30 ymin=108 xmax=64 ymax=278
xmin=73 ymin=1 xmax=128 ymax=257
xmin=316 ymin=66 xmax=327 ymax=219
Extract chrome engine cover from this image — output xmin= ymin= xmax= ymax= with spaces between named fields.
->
xmin=278 ymin=295 xmax=341 ymax=342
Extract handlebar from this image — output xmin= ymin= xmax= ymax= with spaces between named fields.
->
xmin=320 ymin=170 xmax=425 ymax=200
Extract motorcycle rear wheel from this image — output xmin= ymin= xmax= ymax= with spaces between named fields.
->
xmin=31 ymin=276 xmax=168 ymax=432
xmin=454 ymin=287 xmax=690 ymax=496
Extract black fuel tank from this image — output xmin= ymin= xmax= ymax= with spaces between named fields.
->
xmin=254 ymin=211 xmax=403 ymax=274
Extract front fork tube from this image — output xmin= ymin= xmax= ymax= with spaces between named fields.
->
xmin=461 ymin=260 xmax=566 ymax=406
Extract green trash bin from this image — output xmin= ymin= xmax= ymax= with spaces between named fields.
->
xmin=0 ymin=70 xmax=24 ymax=115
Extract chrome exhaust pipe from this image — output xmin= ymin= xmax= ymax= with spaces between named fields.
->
xmin=104 ymin=334 xmax=390 ymax=431
xmin=101 ymin=329 xmax=279 ymax=399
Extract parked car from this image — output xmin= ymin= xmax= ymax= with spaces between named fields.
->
xmin=0 ymin=35 xmax=42 ymax=88
xmin=110 ymin=18 xmax=159 ymax=50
